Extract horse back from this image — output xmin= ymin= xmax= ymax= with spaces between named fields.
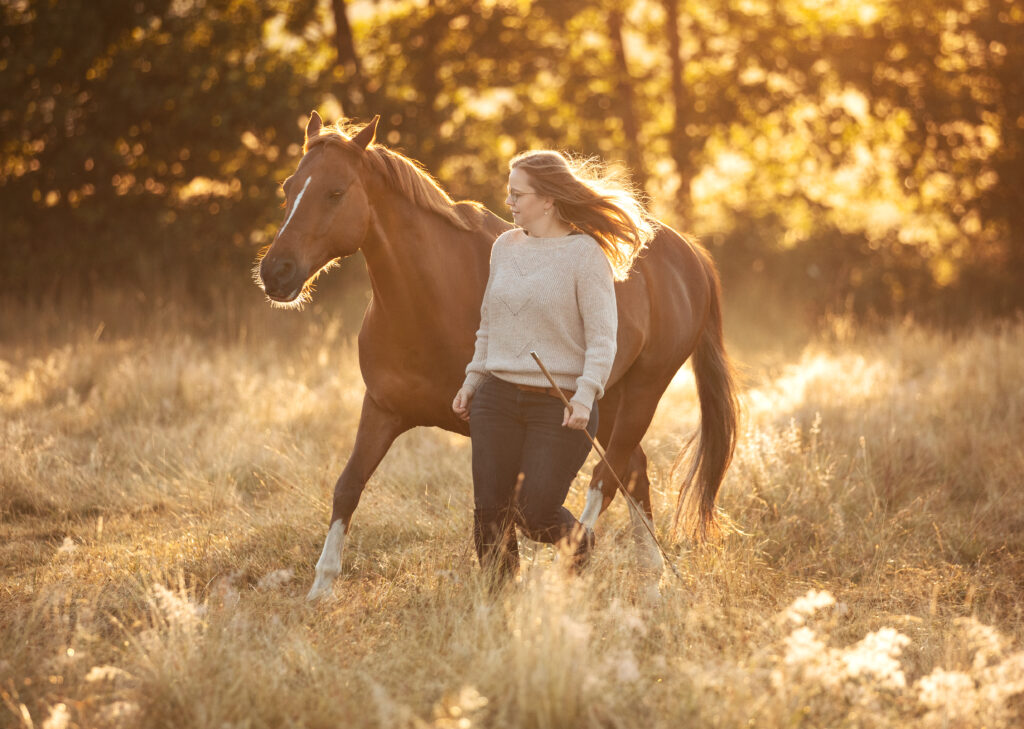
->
xmin=610 ymin=225 xmax=712 ymax=385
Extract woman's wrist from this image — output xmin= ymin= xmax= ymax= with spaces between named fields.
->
xmin=462 ymin=371 xmax=486 ymax=395
xmin=571 ymin=380 xmax=600 ymax=408
xmin=569 ymin=395 xmax=593 ymax=412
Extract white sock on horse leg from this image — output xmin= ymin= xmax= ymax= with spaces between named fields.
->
xmin=307 ymin=520 xmax=346 ymax=601
xmin=628 ymin=505 xmax=664 ymax=575
xmin=580 ymin=485 xmax=604 ymax=530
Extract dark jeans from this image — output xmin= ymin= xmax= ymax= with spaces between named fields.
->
xmin=469 ymin=374 xmax=598 ymax=548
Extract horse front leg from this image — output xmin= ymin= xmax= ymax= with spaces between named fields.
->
xmin=307 ymin=393 xmax=409 ymax=601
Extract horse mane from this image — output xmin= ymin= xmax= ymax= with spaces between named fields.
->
xmin=305 ymin=121 xmax=489 ymax=232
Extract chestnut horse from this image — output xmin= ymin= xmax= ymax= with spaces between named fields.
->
xmin=258 ymin=112 xmax=738 ymax=600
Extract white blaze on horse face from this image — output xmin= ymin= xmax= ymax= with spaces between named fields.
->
xmin=306 ymin=519 xmax=346 ymax=601
xmin=279 ymin=175 xmax=313 ymax=238
xmin=580 ymin=485 xmax=604 ymax=530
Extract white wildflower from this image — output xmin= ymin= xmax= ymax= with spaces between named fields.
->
xmin=839 ymin=627 xmax=910 ymax=689
xmin=783 ymin=589 xmax=836 ymax=624
xmin=85 ymin=665 xmax=133 ymax=683
xmin=257 ymin=567 xmax=295 ymax=591
xmin=780 ymin=625 xmax=838 ymax=687
xmin=41 ymin=703 xmax=70 ymax=729
xmin=433 ymin=686 xmax=489 ymax=728
xmin=955 ymin=616 xmax=1007 ymax=670
xmin=917 ymin=668 xmax=980 ymax=722
xmin=149 ymin=583 xmax=204 ymax=633
xmin=783 ymin=626 xmax=829 ymax=668
xmin=99 ymin=701 xmax=140 ymax=727
xmin=979 ymin=651 xmax=1024 ymax=706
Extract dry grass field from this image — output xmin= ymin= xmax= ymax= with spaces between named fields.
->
xmin=2 ymin=294 xmax=1023 ymax=729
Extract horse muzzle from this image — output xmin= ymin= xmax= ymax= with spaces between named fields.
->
xmin=260 ymin=256 xmax=305 ymax=302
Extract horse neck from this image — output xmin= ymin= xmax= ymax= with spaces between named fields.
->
xmin=360 ymin=178 xmax=493 ymax=327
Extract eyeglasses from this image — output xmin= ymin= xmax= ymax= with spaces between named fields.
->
xmin=507 ymin=190 xmax=539 ymax=204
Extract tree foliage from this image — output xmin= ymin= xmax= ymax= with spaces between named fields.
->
xmin=2 ymin=0 xmax=1021 ymax=318
xmin=1 ymin=0 xmax=311 ymax=295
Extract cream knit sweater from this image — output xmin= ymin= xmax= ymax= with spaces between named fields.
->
xmin=462 ymin=229 xmax=618 ymax=408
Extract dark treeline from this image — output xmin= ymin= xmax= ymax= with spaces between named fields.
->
xmin=3 ymin=0 xmax=1022 ymax=321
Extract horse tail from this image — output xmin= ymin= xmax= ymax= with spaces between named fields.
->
xmin=673 ymin=244 xmax=740 ymax=539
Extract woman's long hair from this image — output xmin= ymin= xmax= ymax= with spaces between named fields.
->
xmin=509 ymin=150 xmax=656 ymax=280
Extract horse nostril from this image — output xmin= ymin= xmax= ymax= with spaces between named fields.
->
xmin=273 ymin=258 xmax=296 ymax=282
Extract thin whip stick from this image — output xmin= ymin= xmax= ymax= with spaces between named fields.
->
xmin=529 ymin=351 xmax=683 ymax=582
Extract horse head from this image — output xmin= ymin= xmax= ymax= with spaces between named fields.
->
xmin=257 ymin=111 xmax=378 ymax=306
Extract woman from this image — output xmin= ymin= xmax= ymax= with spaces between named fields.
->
xmin=451 ymin=150 xmax=654 ymax=583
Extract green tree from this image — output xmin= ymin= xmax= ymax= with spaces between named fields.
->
xmin=4 ymin=0 xmax=1021 ymax=319
xmin=1 ymin=0 xmax=315 ymax=296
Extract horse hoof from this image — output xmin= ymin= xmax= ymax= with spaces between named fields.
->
xmin=305 ymin=578 xmax=335 ymax=602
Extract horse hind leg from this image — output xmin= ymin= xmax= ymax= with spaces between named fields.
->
xmin=623 ymin=446 xmax=664 ymax=575
xmin=581 ymin=378 xmax=667 ymax=576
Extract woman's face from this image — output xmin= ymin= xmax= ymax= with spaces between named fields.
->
xmin=505 ymin=167 xmax=549 ymax=233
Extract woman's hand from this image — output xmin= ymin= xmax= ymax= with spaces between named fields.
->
xmin=563 ymin=402 xmax=590 ymax=430
xmin=452 ymin=386 xmax=474 ymax=422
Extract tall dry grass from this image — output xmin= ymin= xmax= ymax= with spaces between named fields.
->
xmin=2 ymin=295 xmax=1023 ymax=728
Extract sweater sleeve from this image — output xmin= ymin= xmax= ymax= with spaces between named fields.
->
xmin=461 ymin=235 xmax=503 ymax=394
xmin=570 ymin=243 xmax=618 ymax=408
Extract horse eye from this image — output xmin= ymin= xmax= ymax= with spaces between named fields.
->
xmin=330 ymin=189 xmax=345 ymax=199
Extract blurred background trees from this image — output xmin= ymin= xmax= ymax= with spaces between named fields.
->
xmin=3 ymin=0 xmax=1021 ymax=324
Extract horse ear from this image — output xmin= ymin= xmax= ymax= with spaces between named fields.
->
xmin=352 ymin=115 xmax=380 ymax=150
xmin=305 ymin=111 xmax=323 ymax=143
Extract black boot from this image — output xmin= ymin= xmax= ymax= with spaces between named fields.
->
xmin=473 ymin=508 xmax=520 ymax=586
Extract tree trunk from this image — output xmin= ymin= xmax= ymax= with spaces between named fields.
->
xmin=608 ymin=8 xmax=647 ymax=191
xmin=331 ymin=0 xmax=367 ymax=118
xmin=661 ymin=0 xmax=691 ymax=216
